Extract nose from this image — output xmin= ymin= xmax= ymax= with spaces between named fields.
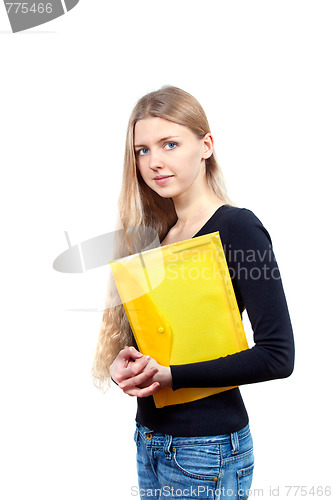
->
xmin=148 ymin=148 xmax=164 ymax=170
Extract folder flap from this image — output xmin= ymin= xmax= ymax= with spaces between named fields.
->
xmin=126 ymin=298 xmax=173 ymax=367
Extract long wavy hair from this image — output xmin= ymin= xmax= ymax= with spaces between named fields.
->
xmin=92 ymin=85 xmax=232 ymax=391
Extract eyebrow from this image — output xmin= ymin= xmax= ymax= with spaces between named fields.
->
xmin=134 ymin=136 xmax=180 ymax=149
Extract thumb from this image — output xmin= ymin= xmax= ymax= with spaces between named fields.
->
xmin=121 ymin=346 xmax=143 ymax=360
xmin=127 ymin=346 xmax=144 ymax=359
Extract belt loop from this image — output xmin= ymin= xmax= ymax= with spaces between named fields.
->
xmin=231 ymin=430 xmax=239 ymax=455
xmin=163 ymin=434 xmax=172 ymax=460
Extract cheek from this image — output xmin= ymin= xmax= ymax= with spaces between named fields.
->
xmin=136 ymin=162 xmax=152 ymax=185
xmin=136 ymin=160 xmax=145 ymax=177
xmin=178 ymin=149 xmax=202 ymax=176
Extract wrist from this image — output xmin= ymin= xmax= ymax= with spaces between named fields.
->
xmin=160 ymin=366 xmax=172 ymax=389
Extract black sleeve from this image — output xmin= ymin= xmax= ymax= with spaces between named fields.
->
xmin=170 ymin=208 xmax=295 ymax=390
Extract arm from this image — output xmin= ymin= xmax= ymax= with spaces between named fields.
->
xmin=170 ymin=208 xmax=295 ymax=390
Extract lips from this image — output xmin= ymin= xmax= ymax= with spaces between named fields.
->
xmin=153 ymin=175 xmax=174 ymax=185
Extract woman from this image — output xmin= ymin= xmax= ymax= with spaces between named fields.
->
xmin=92 ymin=85 xmax=295 ymax=499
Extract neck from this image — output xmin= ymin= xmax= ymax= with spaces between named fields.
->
xmin=172 ymin=182 xmax=224 ymax=231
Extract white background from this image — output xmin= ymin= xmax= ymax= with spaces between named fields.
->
xmin=1 ymin=1 xmax=332 ymax=499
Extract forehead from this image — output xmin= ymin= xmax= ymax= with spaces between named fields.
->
xmin=134 ymin=117 xmax=193 ymax=144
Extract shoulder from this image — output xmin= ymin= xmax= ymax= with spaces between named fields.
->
xmin=219 ymin=204 xmax=264 ymax=225
xmin=217 ymin=205 xmax=273 ymax=248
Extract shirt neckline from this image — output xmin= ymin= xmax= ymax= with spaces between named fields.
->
xmin=192 ymin=204 xmax=229 ymax=238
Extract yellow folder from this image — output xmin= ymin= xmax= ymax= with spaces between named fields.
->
xmin=109 ymin=231 xmax=248 ymax=408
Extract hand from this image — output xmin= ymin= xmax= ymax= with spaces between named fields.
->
xmin=138 ymin=357 xmax=172 ymax=390
xmin=109 ymin=346 xmax=161 ymax=398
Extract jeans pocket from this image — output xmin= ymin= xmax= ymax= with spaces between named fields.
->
xmin=237 ymin=462 xmax=254 ymax=500
xmin=172 ymin=444 xmax=221 ymax=481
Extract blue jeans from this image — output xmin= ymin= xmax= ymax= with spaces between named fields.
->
xmin=133 ymin=422 xmax=254 ymax=499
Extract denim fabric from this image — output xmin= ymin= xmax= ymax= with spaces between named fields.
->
xmin=133 ymin=422 xmax=254 ymax=499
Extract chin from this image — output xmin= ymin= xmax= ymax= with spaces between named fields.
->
xmin=155 ymin=191 xmax=174 ymax=199
xmin=147 ymin=184 xmax=173 ymax=198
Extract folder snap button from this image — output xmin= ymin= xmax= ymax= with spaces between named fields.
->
xmin=158 ymin=327 xmax=164 ymax=333
xmin=146 ymin=433 xmax=153 ymax=440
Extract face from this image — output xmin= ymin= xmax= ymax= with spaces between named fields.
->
xmin=134 ymin=117 xmax=213 ymax=200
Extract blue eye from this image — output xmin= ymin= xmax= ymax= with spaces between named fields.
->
xmin=137 ymin=148 xmax=149 ymax=156
xmin=165 ymin=142 xmax=177 ymax=150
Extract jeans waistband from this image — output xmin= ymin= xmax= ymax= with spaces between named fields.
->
xmin=135 ymin=421 xmax=250 ymax=446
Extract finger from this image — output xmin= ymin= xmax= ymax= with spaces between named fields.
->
xmin=125 ymin=382 xmax=161 ymax=398
xmin=117 ymin=346 xmax=143 ymax=369
xmin=128 ymin=346 xmax=145 ymax=359
xmin=119 ymin=355 xmax=151 ymax=381
xmin=116 ymin=356 xmax=150 ymax=383
xmin=119 ymin=367 xmax=158 ymax=391
xmin=119 ymin=346 xmax=143 ymax=361
xmin=129 ymin=355 xmax=151 ymax=374
xmin=121 ymin=346 xmax=144 ymax=360
xmin=125 ymin=347 xmax=145 ymax=369
xmin=117 ymin=347 xmax=131 ymax=369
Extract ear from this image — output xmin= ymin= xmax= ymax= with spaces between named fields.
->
xmin=202 ymin=133 xmax=214 ymax=159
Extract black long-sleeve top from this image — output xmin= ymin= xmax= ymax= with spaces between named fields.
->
xmin=131 ymin=204 xmax=295 ymax=436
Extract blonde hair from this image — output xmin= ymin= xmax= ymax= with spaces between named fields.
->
xmin=92 ymin=85 xmax=232 ymax=391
